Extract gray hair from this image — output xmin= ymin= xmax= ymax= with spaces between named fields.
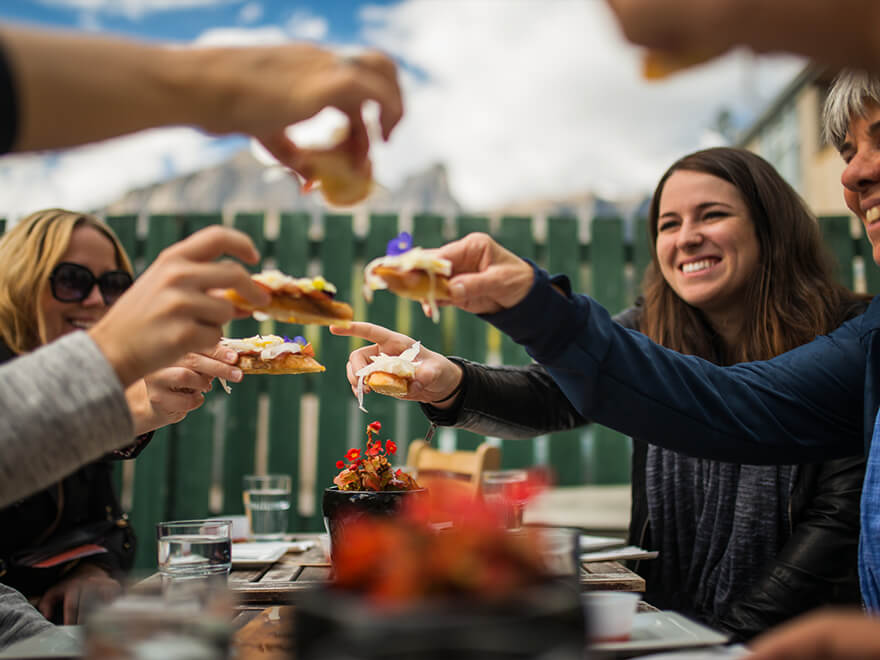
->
xmin=823 ymin=70 xmax=880 ymax=150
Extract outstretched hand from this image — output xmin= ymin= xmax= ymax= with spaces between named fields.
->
xmin=129 ymin=344 xmax=244 ymax=434
xmin=330 ymin=322 xmax=463 ymax=407
xmin=89 ymin=225 xmax=269 ymax=388
xmin=748 ymin=609 xmax=880 ymax=659
xmin=36 ymin=564 xmax=122 ymax=625
xmin=431 ymin=232 xmax=535 ymax=315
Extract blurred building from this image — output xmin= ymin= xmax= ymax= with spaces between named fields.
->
xmin=736 ymin=66 xmax=849 ymax=217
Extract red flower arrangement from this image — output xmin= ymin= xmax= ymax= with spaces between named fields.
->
xmin=333 ymin=421 xmax=421 ymax=492
xmin=331 ymin=478 xmax=553 ymax=606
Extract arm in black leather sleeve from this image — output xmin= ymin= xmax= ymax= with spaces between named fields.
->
xmin=717 ymin=455 xmax=865 ymax=641
xmin=421 ymin=359 xmax=588 ymax=439
xmin=420 ymin=307 xmax=642 ymax=439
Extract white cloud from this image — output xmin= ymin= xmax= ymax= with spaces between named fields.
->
xmin=35 ymin=0 xmax=235 ymax=20
xmin=286 ymin=9 xmax=328 ymax=41
xmin=238 ymin=2 xmax=262 ymax=25
xmin=0 ymin=129 xmax=242 ymax=220
xmin=193 ymin=25 xmax=289 ymax=46
xmin=360 ymin=0 xmax=804 ymax=209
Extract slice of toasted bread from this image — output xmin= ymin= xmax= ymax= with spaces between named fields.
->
xmin=238 ymin=353 xmax=326 ymax=375
xmin=365 ymin=371 xmax=410 ymax=397
xmin=224 ymin=289 xmax=353 ymax=326
xmin=371 ymin=266 xmax=451 ymax=302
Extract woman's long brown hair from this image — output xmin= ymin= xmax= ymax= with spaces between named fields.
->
xmin=641 ymin=147 xmax=868 ymax=365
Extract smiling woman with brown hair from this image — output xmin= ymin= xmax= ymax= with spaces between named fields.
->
xmin=336 ymin=147 xmax=869 ymax=641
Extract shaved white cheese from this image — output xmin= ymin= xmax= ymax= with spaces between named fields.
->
xmin=220 ymin=334 xmax=304 ymax=360
xmin=354 ymin=342 xmax=421 ymax=412
xmin=253 ymin=270 xmax=337 ymax=295
xmin=218 ymin=378 xmax=232 ymax=395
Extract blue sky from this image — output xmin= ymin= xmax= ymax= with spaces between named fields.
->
xmin=0 ymin=0 xmax=389 ymax=43
xmin=0 ymin=1 xmax=806 ymax=217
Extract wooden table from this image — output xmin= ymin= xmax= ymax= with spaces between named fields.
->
xmin=228 ymin=537 xmax=331 ymax=606
xmin=224 ymin=536 xmax=644 ymax=605
xmin=580 ymin=561 xmax=645 ymax=592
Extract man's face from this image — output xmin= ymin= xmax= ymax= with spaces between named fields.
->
xmin=840 ymin=101 xmax=880 ymax=265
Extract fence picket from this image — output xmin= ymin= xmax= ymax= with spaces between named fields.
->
xmin=312 ymin=214 xmax=356 ymax=530
xmin=362 ymin=214 xmax=401 ymax=453
xmin=497 ymin=216 xmax=536 ymax=469
xmin=129 ymin=214 xmax=184 ymax=569
xmin=407 ymin=214 xmax=447 ymax=449
xmin=267 ymin=212 xmax=311 ymax=534
xmin=589 ymin=217 xmax=631 ymax=484
xmin=546 ymin=216 xmax=585 ymax=486
xmin=452 ymin=215 xmax=491 ymax=452
xmin=221 ymin=213 xmax=264 ymax=515
xmin=170 ymin=214 xmax=224 ymax=521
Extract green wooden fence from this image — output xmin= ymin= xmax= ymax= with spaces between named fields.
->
xmin=2 ymin=213 xmax=875 ymax=569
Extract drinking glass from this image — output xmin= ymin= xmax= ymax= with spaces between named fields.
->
xmin=156 ymin=519 xmax=231 ymax=599
xmin=243 ymin=474 xmax=292 ymax=541
xmin=481 ymin=469 xmax=529 ymax=530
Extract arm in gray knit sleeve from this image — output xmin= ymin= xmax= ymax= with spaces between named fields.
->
xmin=0 ymin=584 xmax=53 ymax=649
xmin=0 ymin=332 xmax=133 ymax=507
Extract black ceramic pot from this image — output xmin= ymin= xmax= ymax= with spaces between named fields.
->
xmin=322 ymin=486 xmax=427 ymax=561
xmin=294 ymin=579 xmax=585 ymax=660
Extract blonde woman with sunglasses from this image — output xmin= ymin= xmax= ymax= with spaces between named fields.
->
xmin=0 ymin=209 xmax=242 ymax=627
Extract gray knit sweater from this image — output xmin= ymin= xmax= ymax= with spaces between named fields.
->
xmin=0 ymin=331 xmax=133 ymax=648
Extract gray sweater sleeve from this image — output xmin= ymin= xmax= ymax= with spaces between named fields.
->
xmin=0 ymin=584 xmax=53 ymax=649
xmin=0 ymin=331 xmax=133 ymax=507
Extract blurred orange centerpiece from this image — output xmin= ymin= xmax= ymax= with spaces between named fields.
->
xmin=302 ymin=427 xmax=585 ymax=660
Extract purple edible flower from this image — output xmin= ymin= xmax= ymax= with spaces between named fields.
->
xmin=386 ymin=231 xmax=413 ymax=256
xmin=293 ymin=336 xmax=307 ymax=346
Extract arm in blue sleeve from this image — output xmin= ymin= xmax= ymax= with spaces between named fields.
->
xmin=483 ymin=263 xmax=866 ymax=464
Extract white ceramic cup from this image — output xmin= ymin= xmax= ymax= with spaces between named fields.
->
xmin=581 ymin=591 xmax=640 ymax=642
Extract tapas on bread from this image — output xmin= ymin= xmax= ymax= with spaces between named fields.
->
xmin=363 ymin=232 xmax=452 ymax=322
xmin=642 ymin=49 xmax=718 ymax=79
xmin=218 ymin=334 xmax=325 ymax=393
xmin=301 ymin=149 xmax=373 ymax=207
xmin=354 ymin=341 xmax=421 ymax=413
xmin=224 ymin=270 xmax=353 ymax=326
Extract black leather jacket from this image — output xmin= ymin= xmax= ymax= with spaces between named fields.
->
xmin=421 ymin=306 xmax=864 ymax=641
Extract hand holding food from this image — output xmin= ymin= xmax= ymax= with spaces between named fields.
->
xmin=224 ymin=270 xmax=354 ymax=326
xmin=363 ymin=232 xmax=452 ymax=321
xmin=432 ymin=232 xmax=535 ymax=315
xmin=331 ymin=321 xmax=464 ymax=410
xmin=88 ymin=225 xmax=269 ymax=388
xmin=128 ymin=345 xmax=248 ymax=433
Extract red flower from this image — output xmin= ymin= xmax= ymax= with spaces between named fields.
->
xmin=336 ymin=460 xmax=345 ymax=469
xmin=386 ymin=440 xmax=397 ymax=455
xmin=346 ymin=448 xmax=361 ymax=461
xmin=367 ymin=421 xmax=382 ymax=434
xmin=367 ymin=442 xmax=381 ymax=457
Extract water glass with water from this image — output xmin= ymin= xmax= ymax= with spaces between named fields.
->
xmin=243 ymin=474 xmax=292 ymax=541
xmin=481 ymin=469 xmax=529 ymax=530
xmin=156 ymin=519 xmax=231 ymax=598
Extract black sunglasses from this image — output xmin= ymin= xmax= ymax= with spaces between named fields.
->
xmin=49 ymin=262 xmax=133 ymax=306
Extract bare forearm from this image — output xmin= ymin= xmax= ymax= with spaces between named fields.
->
xmin=2 ymin=25 xmax=192 ymax=152
xmin=744 ymin=0 xmax=880 ymax=71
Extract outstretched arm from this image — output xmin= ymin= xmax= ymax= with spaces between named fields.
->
xmin=605 ymin=0 xmax=880 ymax=74
xmin=0 ymin=23 xmax=403 ymax=173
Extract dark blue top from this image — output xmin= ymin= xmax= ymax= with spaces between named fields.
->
xmin=482 ymin=261 xmax=880 ymax=607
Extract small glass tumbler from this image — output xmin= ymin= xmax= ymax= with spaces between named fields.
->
xmin=481 ymin=469 xmax=529 ymax=530
xmin=156 ymin=519 xmax=231 ymax=601
xmin=242 ymin=474 xmax=292 ymax=541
